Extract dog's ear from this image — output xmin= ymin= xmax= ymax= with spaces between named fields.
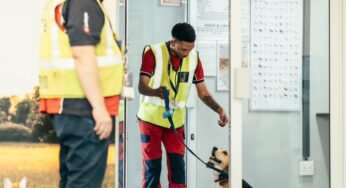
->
xmin=4 ymin=178 xmax=12 ymax=188
xmin=212 ymin=147 xmax=218 ymax=156
xmin=19 ymin=177 xmax=27 ymax=188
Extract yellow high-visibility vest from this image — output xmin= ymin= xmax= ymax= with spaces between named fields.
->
xmin=137 ymin=43 xmax=198 ymax=128
xmin=39 ymin=0 xmax=124 ymax=98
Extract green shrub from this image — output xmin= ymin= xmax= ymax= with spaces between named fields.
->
xmin=0 ymin=123 xmax=32 ymax=142
xmin=31 ymin=115 xmax=58 ymax=143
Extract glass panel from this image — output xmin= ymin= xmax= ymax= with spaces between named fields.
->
xmin=191 ymin=0 xmax=230 ymax=188
xmin=125 ymin=0 xmax=230 ymax=187
xmin=241 ymin=0 xmax=330 ymax=187
xmin=102 ymin=1 xmax=126 ymax=188
xmin=115 ymin=1 xmax=126 ymax=187
xmin=126 ymin=1 xmax=188 ymax=187
xmin=115 ymin=100 xmax=125 ymax=188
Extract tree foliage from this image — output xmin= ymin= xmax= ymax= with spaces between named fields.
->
xmin=0 ymin=97 xmax=10 ymax=115
xmin=1 ymin=87 xmax=58 ymax=143
xmin=0 ymin=97 xmax=11 ymax=122
xmin=29 ymin=87 xmax=58 ymax=143
xmin=12 ymin=99 xmax=35 ymax=125
xmin=0 ymin=111 xmax=7 ymax=123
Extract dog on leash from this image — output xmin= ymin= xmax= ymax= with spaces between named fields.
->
xmin=4 ymin=177 xmax=27 ymax=188
xmin=207 ymin=147 xmax=253 ymax=188
xmin=207 ymin=147 xmax=230 ymax=188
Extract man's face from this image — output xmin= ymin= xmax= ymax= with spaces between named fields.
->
xmin=171 ymin=40 xmax=195 ymax=59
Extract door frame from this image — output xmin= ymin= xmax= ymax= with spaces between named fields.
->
xmin=330 ymin=0 xmax=346 ymax=187
xmin=229 ymin=0 xmax=243 ymax=187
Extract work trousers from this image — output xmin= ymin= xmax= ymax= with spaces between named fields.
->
xmin=52 ymin=114 xmax=110 ymax=188
xmin=139 ymin=120 xmax=186 ymax=188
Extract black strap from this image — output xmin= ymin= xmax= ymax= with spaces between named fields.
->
xmin=167 ymin=58 xmax=183 ymax=99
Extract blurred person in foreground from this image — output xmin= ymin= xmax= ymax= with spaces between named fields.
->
xmin=38 ymin=0 xmax=124 ymax=187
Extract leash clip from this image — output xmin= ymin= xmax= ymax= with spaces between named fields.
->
xmin=163 ymin=109 xmax=173 ymax=118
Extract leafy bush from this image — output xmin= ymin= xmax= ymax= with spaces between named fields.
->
xmin=12 ymin=99 xmax=35 ymax=126
xmin=31 ymin=115 xmax=58 ymax=143
xmin=0 ymin=97 xmax=11 ymax=116
xmin=0 ymin=111 xmax=7 ymax=123
xmin=0 ymin=123 xmax=32 ymax=142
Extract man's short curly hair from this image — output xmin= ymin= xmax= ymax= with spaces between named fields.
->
xmin=171 ymin=23 xmax=196 ymax=43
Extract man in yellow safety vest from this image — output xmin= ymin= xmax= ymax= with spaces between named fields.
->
xmin=137 ymin=22 xmax=229 ymax=188
xmin=38 ymin=0 xmax=124 ymax=187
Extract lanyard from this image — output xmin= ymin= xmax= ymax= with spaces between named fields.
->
xmin=167 ymin=58 xmax=182 ymax=99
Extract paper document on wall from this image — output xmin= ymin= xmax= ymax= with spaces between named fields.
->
xmin=196 ymin=0 xmax=229 ymax=40
xmin=196 ymin=41 xmax=217 ymax=76
xmin=250 ymin=0 xmax=303 ymax=111
xmin=217 ymin=42 xmax=230 ymax=91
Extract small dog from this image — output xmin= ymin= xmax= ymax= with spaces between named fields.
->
xmin=207 ymin=147 xmax=253 ymax=188
xmin=207 ymin=147 xmax=229 ymax=188
xmin=4 ymin=177 xmax=27 ymax=188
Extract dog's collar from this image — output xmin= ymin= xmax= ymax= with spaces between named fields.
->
xmin=215 ymin=173 xmax=228 ymax=186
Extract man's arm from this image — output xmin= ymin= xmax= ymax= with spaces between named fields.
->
xmin=72 ymin=45 xmax=112 ymax=140
xmin=195 ymin=82 xmax=229 ymax=127
xmin=138 ymin=75 xmax=165 ymax=99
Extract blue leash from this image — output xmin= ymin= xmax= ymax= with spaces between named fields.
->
xmin=162 ymin=89 xmax=229 ymax=178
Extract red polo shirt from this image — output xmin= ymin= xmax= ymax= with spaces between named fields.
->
xmin=140 ymin=42 xmax=205 ymax=83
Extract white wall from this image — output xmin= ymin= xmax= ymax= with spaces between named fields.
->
xmin=0 ymin=0 xmax=46 ymax=97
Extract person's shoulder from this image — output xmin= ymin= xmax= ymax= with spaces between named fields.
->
xmin=142 ymin=45 xmax=154 ymax=58
xmin=148 ymin=42 xmax=168 ymax=47
xmin=69 ymin=0 xmax=99 ymax=5
xmin=68 ymin=0 xmax=101 ymax=10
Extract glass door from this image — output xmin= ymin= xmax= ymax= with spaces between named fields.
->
xmin=230 ymin=0 xmax=330 ymax=187
xmin=124 ymin=0 xmax=230 ymax=187
xmin=125 ymin=1 xmax=188 ymax=187
xmin=104 ymin=0 xmax=126 ymax=187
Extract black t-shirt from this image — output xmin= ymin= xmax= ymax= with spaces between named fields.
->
xmin=62 ymin=0 xmax=105 ymax=46
xmin=61 ymin=0 xmax=105 ymax=116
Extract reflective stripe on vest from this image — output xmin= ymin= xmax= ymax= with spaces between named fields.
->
xmin=137 ymin=43 xmax=198 ymax=128
xmin=40 ymin=56 xmax=122 ymax=70
xmin=39 ymin=0 xmax=124 ymax=98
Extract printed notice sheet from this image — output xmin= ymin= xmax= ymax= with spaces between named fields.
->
xmin=250 ymin=0 xmax=303 ymax=111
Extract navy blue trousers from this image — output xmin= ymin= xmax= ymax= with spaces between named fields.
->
xmin=53 ymin=114 xmax=110 ymax=188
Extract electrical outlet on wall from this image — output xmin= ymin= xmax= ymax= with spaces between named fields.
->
xmin=299 ymin=160 xmax=314 ymax=176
